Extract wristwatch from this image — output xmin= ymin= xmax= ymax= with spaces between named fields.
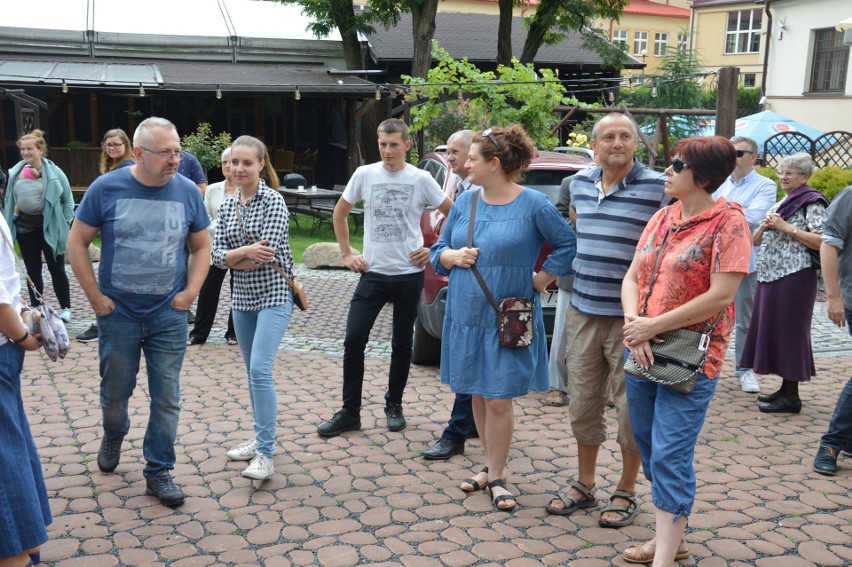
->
xmin=8 ymin=329 xmax=29 ymax=345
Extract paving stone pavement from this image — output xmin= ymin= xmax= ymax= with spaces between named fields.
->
xmin=17 ymin=265 xmax=852 ymax=566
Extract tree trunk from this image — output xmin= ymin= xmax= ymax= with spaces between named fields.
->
xmin=328 ymin=0 xmax=378 ymax=164
xmin=410 ymin=0 xmax=439 ymax=79
xmin=519 ymin=0 xmax=559 ymax=65
xmin=497 ymin=0 xmax=514 ymax=66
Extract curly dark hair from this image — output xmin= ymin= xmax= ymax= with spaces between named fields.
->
xmin=472 ymin=124 xmax=534 ymax=181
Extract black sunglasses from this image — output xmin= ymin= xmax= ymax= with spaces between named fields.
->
xmin=482 ymin=128 xmax=501 ymax=150
xmin=671 ymin=157 xmax=691 ymax=173
xmin=735 ymin=149 xmax=755 ymax=157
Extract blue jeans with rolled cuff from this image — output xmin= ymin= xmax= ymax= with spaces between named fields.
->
xmin=97 ymin=304 xmax=188 ymax=478
xmin=625 ymin=348 xmax=718 ymax=520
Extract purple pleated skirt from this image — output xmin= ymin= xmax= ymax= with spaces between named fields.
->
xmin=740 ymin=268 xmax=817 ymax=381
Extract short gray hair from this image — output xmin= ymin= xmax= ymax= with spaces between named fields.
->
xmin=220 ymin=147 xmax=232 ymax=161
xmin=730 ymin=136 xmax=759 ymax=155
xmin=778 ymin=152 xmax=816 ymax=177
xmin=591 ymin=112 xmax=639 ymax=141
xmin=447 ymin=129 xmax=475 ymax=148
xmin=133 ymin=117 xmax=178 ymax=147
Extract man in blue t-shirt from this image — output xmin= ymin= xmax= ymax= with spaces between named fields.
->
xmin=68 ymin=117 xmax=210 ymax=507
xmin=178 ymin=150 xmax=207 ymax=194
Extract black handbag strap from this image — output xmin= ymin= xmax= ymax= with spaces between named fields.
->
xmin=640 ymin=216 xmax=723 ymax=334
xmin=467 ymin=191 xmax=500 ymax=312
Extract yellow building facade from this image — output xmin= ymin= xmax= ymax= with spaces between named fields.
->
xmin=689 ymin=0 xmax=767 ymax=87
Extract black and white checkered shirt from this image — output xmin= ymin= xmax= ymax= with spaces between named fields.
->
xmin=211 ymin=180 xmax=294 ymax=311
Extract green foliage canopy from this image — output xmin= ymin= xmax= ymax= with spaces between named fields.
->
xmin=181 ymin=123 xmax=232 ymax=174
xmin=403 ymin=42 xmax=596 ymax=151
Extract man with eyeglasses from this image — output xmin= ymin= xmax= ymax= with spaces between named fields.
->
xmin=546 ymin=113 xmax=670 ymax=529
xmin=712 ymin=136 xmax=777 ymax=394
xmin=67 ymin=117 xmax=210 ymax=508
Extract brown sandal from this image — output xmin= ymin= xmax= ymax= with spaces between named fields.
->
xmin=622 ymin=538 xmax=689 ymax=564
xmin=545 ymin=480 xmax=598 ymax=516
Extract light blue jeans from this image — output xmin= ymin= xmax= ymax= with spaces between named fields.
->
xmin=625 ymin=350 xmax=718 ymax=520
xmin=98 ymin=304 xmax=187 ymax=478
xmin=232 ymin=298 xmax=293 ymax=457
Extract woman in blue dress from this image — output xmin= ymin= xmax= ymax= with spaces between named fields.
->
xmin=430 ymin=125 xmax=576 ymax=511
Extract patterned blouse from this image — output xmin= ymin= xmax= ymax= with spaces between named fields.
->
xmin=633 ymin=198 xmax=751 ymax=378
xmin=211 ymin=180 xmax=295 ymax=311
xmin=756 ymin=200 xmax=827 ymax=283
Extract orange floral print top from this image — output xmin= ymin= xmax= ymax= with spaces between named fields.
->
xmin=633 ymin=198 xmax=751 ymax=378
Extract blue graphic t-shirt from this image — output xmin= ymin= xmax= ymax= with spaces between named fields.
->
xmin=75 ymin=167 xmax=209 ymax=319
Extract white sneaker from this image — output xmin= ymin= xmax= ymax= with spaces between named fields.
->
xmin=226 ymin=439 xmax=258 ymax=461
xmin=59 ymin=308 xmax=72 ymax=323
xmin=739 ymin=370 xmax=760 ymax=393
xmin=241 ymin=454 xmax=274 ymax=480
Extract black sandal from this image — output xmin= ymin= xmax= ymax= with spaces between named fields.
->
xmin=186 ymin=335 xmax=205 ymax=346
xmin=546 ymin=480 xmax=598 ymax=516
xmin=460 ymin=467 xmax=489 ymax=493
xmin=487 ymin=479 xmax=516 ymax=511
xmin=598 ymin=489 xmax=640 ymax=528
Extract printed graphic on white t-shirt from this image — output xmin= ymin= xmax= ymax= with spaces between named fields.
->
xmin=370 ymin=183 xmax=413 ymax=242
xmin=112 ymin=198 xmax=185 ymax=294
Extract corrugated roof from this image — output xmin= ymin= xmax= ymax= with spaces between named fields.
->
xmin=625 ymin=0 xmax=691 ymax=18
xmin=367 ymin=11 xmax=641 ymax=68
xmin=0 ymin=55 xmax=377 ymax=95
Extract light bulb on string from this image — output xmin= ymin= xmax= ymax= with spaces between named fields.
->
xmin=61 ymin=80 xmax=68 ymax=94
xmin=651 ymin=86 xmax=658 ymax=98
xmin=139 ymin=83 xmax=145 ymax=97
xmin=216 ymin=84 xmax=222 ymax=99
xmin=294 ymin=85 xmax=301 ymax=101
xmin=608 ymin=91 xmax=615 ymax=103
xmin=375 ymin=85 xmax=381 ymax=100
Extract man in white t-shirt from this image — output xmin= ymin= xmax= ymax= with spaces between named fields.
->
xmin=318 ymin=119 xmax=453 ymax=437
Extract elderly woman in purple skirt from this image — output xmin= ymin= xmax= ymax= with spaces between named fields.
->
xmin=741 ymin=152 xmax=827 ymax=414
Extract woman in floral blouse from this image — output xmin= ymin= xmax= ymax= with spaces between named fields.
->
xmin=621 ymin=136 xmax=751 ymax=565
xmin=740 ymin=152 xmax=828 ymax=414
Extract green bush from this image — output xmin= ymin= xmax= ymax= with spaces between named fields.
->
xmin=181 ymin=123 xmax=232 ymax=175
xmin=809 ymin=167 xmax=852 ymax=201
xmin=756 ymin=166 xmax=783 ymax=200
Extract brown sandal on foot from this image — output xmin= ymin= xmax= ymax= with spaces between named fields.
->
xmin=622 ymin=538 xmax=689 ymax=564
xmin=545 ymin=480 xmax=598 ymax=516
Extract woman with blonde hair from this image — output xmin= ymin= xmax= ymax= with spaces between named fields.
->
xmin=212 ymin=135 xmax=293 ymax=480
xmin=99 ymin=128 xmax=134 ymax=175
xmin=3 ymin=129 xmax=74 ymax=322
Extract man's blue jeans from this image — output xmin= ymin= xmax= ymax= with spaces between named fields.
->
xmin=232 ymin=299 xmax=293 ymax=457
xmin=625 ymin=356 xmax=718 ymax=520
xmin=97 ymin=304 xmax=188 ymax=478
xmin=820 ymin=308 xmax=852 ymax=452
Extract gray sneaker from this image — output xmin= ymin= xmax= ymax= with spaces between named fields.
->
xmin=97 ymin=435 xmax=124 ymax=473
xmin=145 ymin=470 xmax=185 ymax=507
xmin=76 ymin=323 xmax=99 ymax=343
xmin=385 ymin=402 xmax=406 ymax=432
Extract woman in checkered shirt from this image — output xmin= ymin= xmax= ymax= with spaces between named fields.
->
xmin=210 ymin=135 xmax=296 ymax=481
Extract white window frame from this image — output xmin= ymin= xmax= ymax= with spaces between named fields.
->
xmin=677 ymin=33 xmax=688 ymax=52
xmin=612 ymin=29 xmax=628 ymax=48
xmin=654 ymin=32 xmax=669 ymax=57
xmin=633 ymin=31 xmax=649 ymax=56
xmin=809 ymin=28 xmax=850 ymax=93
xmin=725 ymin=10 xmax=762 ymax=54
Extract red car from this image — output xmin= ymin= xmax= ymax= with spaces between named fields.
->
xmin=412 ymin=149 xmax=593 ymax=365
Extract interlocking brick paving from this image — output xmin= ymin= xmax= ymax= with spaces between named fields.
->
xmin=13 ymin=264 xmax=852 ymax=565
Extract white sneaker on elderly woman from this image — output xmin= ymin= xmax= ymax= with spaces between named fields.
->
xmin=739 ymin=370 xmax=760 ymax=393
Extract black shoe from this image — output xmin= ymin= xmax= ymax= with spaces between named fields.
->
xmin=97 ymin=435 xmax=124 ymax=473
xmin=758 ymin=396 xmax=802 ymax=414
xmin=422 ymin=438 xmax=464 ymax=460
xmin=186 ymin=335 xmax=205 ymax=346
xmin=317 ymin=410 xmax=361 ymax=437
xmin=76 ymin=323 xmax=99 ymax=343
xmin=187 ymin=310 xmax=196 ymax=324
xmin=385 ymin=402 xmax=406 ymax=432
xmin=757 ymin=389 xmax=783 ymax=403
xmin=145 ymin=470 xmax=185 ymax=507
xmin=813 ymin=445 xmax=840 ymax=476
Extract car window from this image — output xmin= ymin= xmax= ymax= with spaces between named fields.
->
xmin=524 ymin=170 xmax=579 ymax=205
xmin=417 ymin=159 xmax=447 ymax=188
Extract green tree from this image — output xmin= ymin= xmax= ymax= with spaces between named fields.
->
xmin=180 ymin=123 xmax=232 ymax=175
xmin=403 ymin=42 xmax=596 ymax=151
xmin=493 ymin=0 xmax=629 ymax=68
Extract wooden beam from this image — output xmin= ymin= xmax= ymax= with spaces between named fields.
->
xmin=715 ymin=66 xmax=739 ymax=138
xmin=355 ymin=98 xmax=377 ymax=120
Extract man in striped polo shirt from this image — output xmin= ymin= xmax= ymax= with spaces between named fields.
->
xmin=546 ymin=113 xmax=670 ymax=527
